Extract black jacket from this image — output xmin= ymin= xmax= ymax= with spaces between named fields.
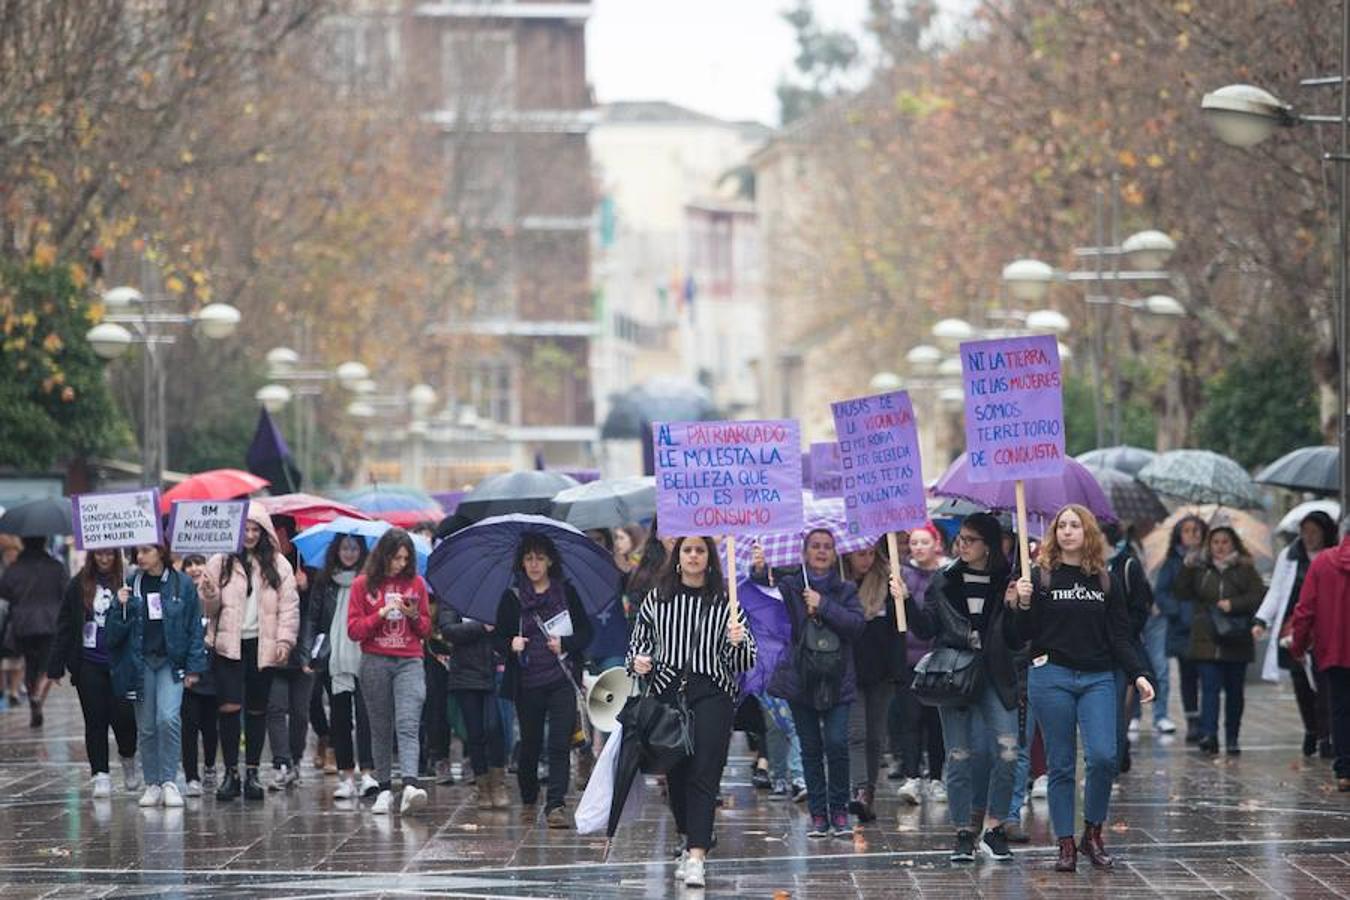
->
xmin=277 ymin=565 xmax=317 ymax=671
xmin=437 ymin=603 xmax=498 ymax=692
xmin=906 ymin=561 xmax=1020 ymax=710
xmin=0 ymin=548 xmax=66 ymax=639
xmin=47 ymin=576 xmax=109 ymax=679
xmin=494 ymin=582 xmax=593 ymax=702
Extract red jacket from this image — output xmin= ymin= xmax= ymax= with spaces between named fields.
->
xmin=1290 ymin=535 xmax=1350 ymax=670
xmin=346 ymin=573 xmax=431 ymax=658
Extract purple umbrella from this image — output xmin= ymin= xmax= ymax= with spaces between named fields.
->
xmin=931 ymin=455 xmax=1117 ymax=525
xmin=736 ymin=578 xmax=791 ymax=698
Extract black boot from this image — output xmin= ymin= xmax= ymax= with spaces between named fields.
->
xmin=216 ymin=769 xmax=241 ymax=801
xmin=1303 ymin=734 xmax=1319 ymax=757
xmin=243 ymin=767 xmax=265 ymax=800
xmin=28 ymin=699 xmax=43 ymax=728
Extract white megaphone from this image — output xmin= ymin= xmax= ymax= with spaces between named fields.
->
xmin=583 ymin=666 xmax=635 ymax=733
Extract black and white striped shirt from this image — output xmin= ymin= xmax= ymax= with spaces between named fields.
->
xmin=626 ymin=588 xmax=758 ymax=697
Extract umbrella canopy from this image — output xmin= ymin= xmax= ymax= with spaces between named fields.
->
xmin=932 ymin=455 xmax=1116 ymax=524
xmin=1277 ymin=499 xmax=1341 ymax=535
xmin=550 ymin=477 xmax=656 ymax=531
xmin=1075 ymin=445 xmax=1159 ymax=477
xmin=160 ymin=469 xmax=269 ymax=514
xmin=425 ymin=514 xmax=623 ymax=621
xmin=1137 ymin=450 xmax=1265 ymax=509
xmin=292 ymin=516 xmax=431 ymax=574
xmin=600 ymin=376 xmax=719 ymax=439
xmin=1141 ymin=505 xmax=1272 ymax=574
xmin=256 ymin=493 xmax=372 ymax=529
xmin=0 ymin=497 xmax=73 ymax=537
xmin=448 ymin=471 xmax=580 ymax=531
xmin=730 ymin=491 xmax=880 ymax=577
xmin=1255 ymin=445 xmax=1339 ymax=495
xmin=737 ymin=579 xmax=792 ymax=698
xmin=342 ymin=485 xmax=442 ymax=513
xmin=1084 ymin=466 xmax=1168 ymax=525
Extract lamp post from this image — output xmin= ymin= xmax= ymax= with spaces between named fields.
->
xmin=87 ymin=284 xmax=242 ymax=487
xmin=344 ymin=382 xmax=440 ymax=489
xmin=1201 ymin=1 xmax=1350 ymax=518
xmin=256 ymin=347 xmax=370 ymax=486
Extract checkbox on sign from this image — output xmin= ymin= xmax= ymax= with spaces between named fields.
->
xmin=842 ymin=457 xmax=853 ymax=470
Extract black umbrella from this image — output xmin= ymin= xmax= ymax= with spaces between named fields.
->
xmin=1084 ymin=465 xmax=1168 ymax=525
xmin=0 ymin=497 xmax=73 ymax=537
xmin=1075 ymin=445 xmax=1159 ymax=477
xmin=443 ymin=471 xmax=579 ymax=534
xmin=1255 ymin=445 xmax=1338 ymax=495
xmin=550 ymin=477 xmax=655 ymax=530
xmin=600 ymin=376 xmax=719 ymax=439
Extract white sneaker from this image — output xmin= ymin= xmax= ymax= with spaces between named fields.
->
xmin=926 ymin=778 xmax=948 ymax=803
xmin=371 ymin=789 xmax=393 ymax=814
xmin=334 ymin=777 xmax=357 ymax=800
xmin=674 ymin=848 xmax=689 ymax=880
xmin=897 ymin=777 xmax=923 ymax=805
xmin=92 ymin=773 xmax=112 ymax=799
xmin=684 ymin=856 xmax=706 ymax=888
xmin=359 ymin=773 xmax=381 ymax=798
xmin=138 ymin=785 xmax=163 ymax=807
xmin=1155 ymin=717 xmax=1178 ymax=735
xmin=1127 ymin=718 xmax=1140 ymax=735
xmin=267 ymin=764 xmax=289 ymax=791
xmin=161 ymin=781 xmax=184 ymax=808
xmin=1031 ymin=774 xmax=1048 ymax=799
xmin=122 ymin=757 xmax=143 ymax=793
xmin=184 ymin=780 xmax=202 ymax=798
xmin=400 ymin=784 xmax=428 ymax=815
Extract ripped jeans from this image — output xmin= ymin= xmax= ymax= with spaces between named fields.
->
xmin=937 ymin=681 xmax=1018 ymax=831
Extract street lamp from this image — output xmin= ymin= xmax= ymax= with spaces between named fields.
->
xmin=87 ymin=284 xmax=241 ymax=486
xmin=258 ymin=347 xmax=373 ymax=485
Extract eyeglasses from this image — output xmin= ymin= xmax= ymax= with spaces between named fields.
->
xmin=956 ymin=534 xmax=984 ymax=546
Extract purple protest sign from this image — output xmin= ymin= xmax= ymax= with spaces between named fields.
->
xmin=808 ymin=442 xmax=842 ymax=498
xmin=831 ymin=391 xmax=927 ymax=536
xmin=653 ymin=419 xmax=804 ymax=537
xmin=959 ymin=334 xmax=1065 ymax=483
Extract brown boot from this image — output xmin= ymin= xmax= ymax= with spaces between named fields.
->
xmin=546 ymin=805 xmax=570 ymax=829
xmin=1055 ymin=836 xmax=1078 ymax=872
xmin=1078 ymin=822 xmax=1114 ymax=868
xmin=489 ymin=767 xmax=511 ymax=809
xmin=472 ymin=773 xmax=493 ymax=810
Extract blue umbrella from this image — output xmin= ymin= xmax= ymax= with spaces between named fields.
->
xmin=292 ymin=516 xmax=432 ymax=574
xmin=341 ymin=486 xmax=442 ymax=514
xmin=425 ymin=514 xmax=622 ymax=621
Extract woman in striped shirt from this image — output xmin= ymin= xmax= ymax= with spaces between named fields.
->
xmin=627 ymin=535 xmax=756 ymax=890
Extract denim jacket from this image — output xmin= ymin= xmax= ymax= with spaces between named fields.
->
xmin=105 ymin=568 xmax=208 ymax=699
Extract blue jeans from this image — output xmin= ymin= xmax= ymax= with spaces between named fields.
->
xmin=938 ymin=681 xmax=1018 ymax=830
xmin=1132 ymin=615 xmax=1170 ymax=725
xmin=1006 ymin=697 xmax=1037 ymax=823
xmin=789 ymin=701 xmax=850 ymax=818
xmin=1198 ymin=660 xmax=1247 ymax=744
xmin=135 ymin=658 xmax=184 ymax=787
xmin=759 ymin=694 xmax=803 ymax=784
xmin=1029 ymin=663 xmax=1117 ymax=838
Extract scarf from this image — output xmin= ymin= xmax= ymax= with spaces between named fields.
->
xmin=328 ymin=570 xmax=361 ymax=694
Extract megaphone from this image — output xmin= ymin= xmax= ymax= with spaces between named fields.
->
xmin=583 ymin=666 xmax=635 ymax=733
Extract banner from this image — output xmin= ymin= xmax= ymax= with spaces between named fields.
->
xmin=167 ymin=500 xmax=248 ymax=555
xmin=653 ymin=419 xmax=804 ymax=537
xmin=831 ymin=390 xmax=928 ymax=535
xmin=72 ymin=489 xmax=162 ymax=551
xmin=959 ymin=334 xmax=1065 ymax=483
xmin=808 ymin=442 xmax=843 ymax=498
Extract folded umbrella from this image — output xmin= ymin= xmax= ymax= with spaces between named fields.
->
xmin=0 ymin=497 xmax=73 ymax=537
xmin=550 ymin=476 xmax=656 ymax=531
xmin=1084 ymin=466 xmax=1168 ymax=525
xmin=256 ymin=493 xmax=372 ymax=529
xmin=1075 ymin=445 xmax=1159 ymax=477
xmin=425 ymin=513 xmax=622 ymax=621
xmin=736 ymin=579 xmax=791 ymax=698
xmin=292 ymin=516 xmax=431 ymax=574
xmin=448 ymin=471 xmax=580 ymax=532
xmin=1138 ymin=449 xmax=1265 ymax=510
xmin=161 ymin=469 xmax=269 ymax=514
xmin=1255 ymin=445 xmax=1338 ymax=496
xmin=932 ymin=455 xmax=1116 ymax=524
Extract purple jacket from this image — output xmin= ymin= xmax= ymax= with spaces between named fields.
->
xmin=756 ymin=566 xmax=866 ymax=706
xmin=901 ymin=563 xmax=941 ymax=668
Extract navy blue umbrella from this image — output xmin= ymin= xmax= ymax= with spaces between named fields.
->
xmin=425 ymin=514 xmax=623 ymax=621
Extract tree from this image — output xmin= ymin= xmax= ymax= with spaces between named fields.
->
xmin=0 ymin=253 xmax=129 ymax=469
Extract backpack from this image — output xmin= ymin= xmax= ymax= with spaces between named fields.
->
xmin=796 ymin=615 xmax=844 ymax=711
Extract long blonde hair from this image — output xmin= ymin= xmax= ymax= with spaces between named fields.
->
xmin=1036 ymin=504 xmax=1107 ymax=576
xmin=848 ymin=544 xmax=891 ymax=620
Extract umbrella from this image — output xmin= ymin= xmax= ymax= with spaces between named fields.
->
xmin=160 ymin=469 xmax=269 ymax=514
xmin=550 ymin=477 xmax=656 ymax=531
xmin=256 ymin=493 xmax=372 ymax=529
xmin=731 ymin=491 xmax=879 ymax=577
xmin=1084 ymin=466 xmax=1168 ymax=525
xmin=1255 ymin=446 xmax=1338 ymax=495
xmin=448 ymin=471 xmax=580 ymax=531
xmin=1277 ymin=499 xmax=1340 ymax=535
xmin=0 ymin=497 xmax=73 ymax=536
xmin=599 ymin=376 xmax=719 ymax=440
xmin=931 ymin=455 xmax=1116 ymax=524
xmin=1075 ymin=445 xmax=1159 ymax=477
xmin=737 ymin=579 xmax=792 ymax=698
xmin=1137 ymin=450 xmax=1265 ymax=509
xmin=342 ymin=485 xmax=442 ymax=513
xmin=1141 ymin=505 xmax=1272 ymax=574
xmin=292 ymin=516 xmax=432 ymax=574
xmin=425 ymin=514 xmax=623 ymax=621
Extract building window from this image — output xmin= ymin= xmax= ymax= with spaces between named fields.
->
xmin=325 ymin=16 xmax=400 ymax=95
xmin=444 ymin=135 xmax=516 ymax=228
xmin=442 ymin=29 xmax=515 ymax=115
xmin=470 ymin=359 xmax=516 ymax=425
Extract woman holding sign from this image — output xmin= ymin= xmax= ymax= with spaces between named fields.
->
xmin=1007 ymin=505 xmax=1153 ymax=872
xmin=755 ymin=529 xmax=865 ymax=839
xmin=628 ymin=535 xmax=756 ymax=889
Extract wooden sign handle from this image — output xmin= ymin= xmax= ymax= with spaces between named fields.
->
xmin=725 ymin=534 xmax=740 ymax=619
xmin=886 ymin=531 xmax=908 ymax=633
xmin=1015 ymin=479 xmax=1032 ymax=578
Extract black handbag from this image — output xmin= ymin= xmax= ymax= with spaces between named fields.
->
xmin=1209 ymin=605 xmax=1253 ymax=646
xmin=619 ymin=606 xmax=704 ymax=774
xmin=910 ymin=646 xmax=984 ymax=707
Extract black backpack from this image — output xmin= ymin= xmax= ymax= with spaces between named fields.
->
xmin=796 ymin=615 xmax=844 ymax=710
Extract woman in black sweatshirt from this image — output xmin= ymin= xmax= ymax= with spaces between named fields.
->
xmin=1008 ymin=504 xmax=1154 ymax=874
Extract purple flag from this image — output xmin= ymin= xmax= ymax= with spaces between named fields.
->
xmin=959 ymin=334 xmax=1065 ymax=483
xmin=246 ymin=407 xmax=301 ymax=493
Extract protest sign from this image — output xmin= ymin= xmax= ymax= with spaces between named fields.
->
xmin=72 ymin=489 xmax=162 ymax=551
xmin=808 ymin=442 xmax=843 ymax=498
xmin=167 ymin=499 xmax=248 ymax=555
xmin=831 ymin=390 xmax=927 ymax=536
xmin=959 ymin=334 xmax=1065 ymax=483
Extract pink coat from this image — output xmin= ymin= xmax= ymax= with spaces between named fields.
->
xmin=198 ymin=502 xmax=299 ymax=668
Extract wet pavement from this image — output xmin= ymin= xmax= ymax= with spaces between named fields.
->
xmin=0 ymin=679 xmax=1346 ymax=898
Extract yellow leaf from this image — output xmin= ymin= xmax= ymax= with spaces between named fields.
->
xmin=165 ymin=275 xmax=186 ymax=295
xmin=33 ymin=242 xmax=57 ymax=268
xmin=1117 ymin=149 xmax=1138 ymax=169
xmin=1146 ymin=153 xmax=1165 ymax=168
xmin=69 ymin=263 xmax=88 ymax=288
xmin=180 ymin=149 xmax=194 ymax=164
xmin=1176 ymin=31 xmax=1190 ymax=51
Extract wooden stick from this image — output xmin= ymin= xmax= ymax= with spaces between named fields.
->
xmin=1014 ymin=479 xmax=1032 ymax=577
xmin=887 ymin=531 xmax=908 ymax=633
xmin=725 ymin=534 xmax=740 ymax=619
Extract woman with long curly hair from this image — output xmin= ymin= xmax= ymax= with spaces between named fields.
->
xmin=1008 ymin=504 xmax=1153 ymax=872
